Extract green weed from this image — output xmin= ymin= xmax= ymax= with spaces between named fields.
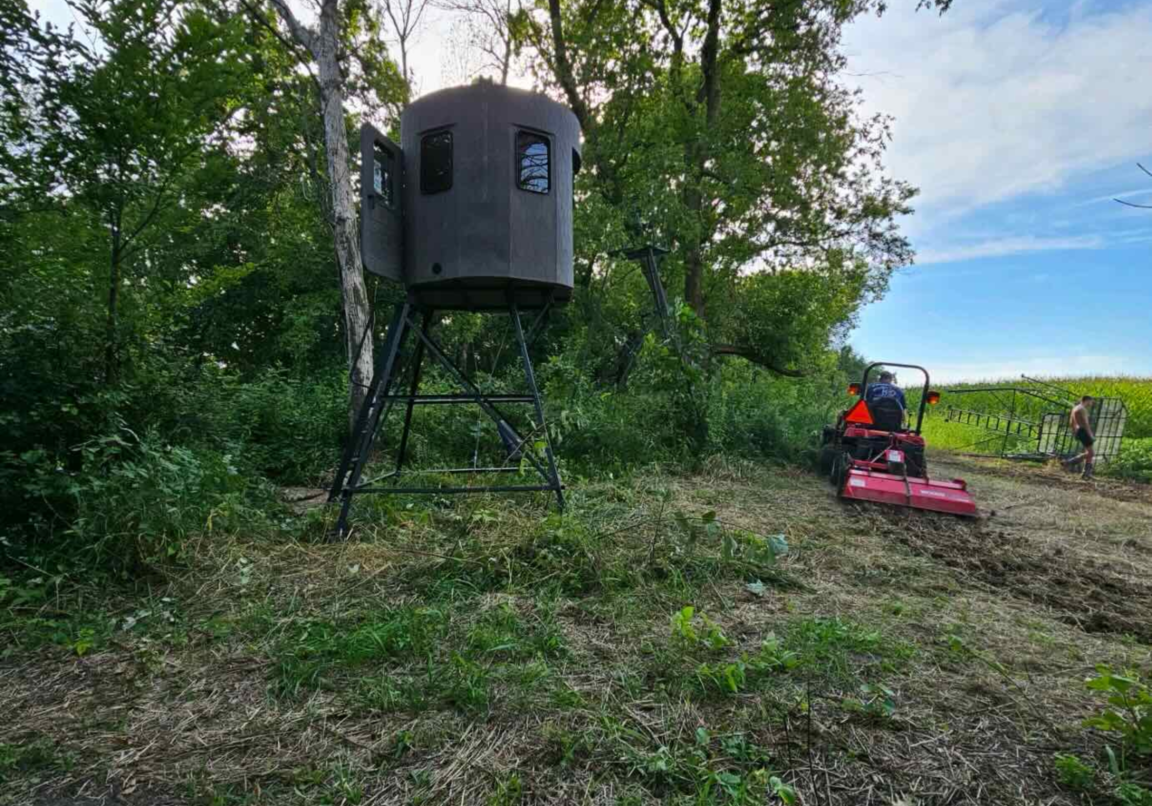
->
xmin=1084 ymin=665 xmax=1152 ymax=763
xmin=270 ymin=608 xmax=447 ymax=698
xmin=486 ymin=772 xmax=524 ymax=805
xmin=614 ymin=723 xmax=796 ymax=803
xmin=0 ymin=738 xmax=72 ymax=784
xmin=357 ymin=653 xmax=492 ymax=714
xmin=1053 ymin=753 xmax=1095 ymax=791
xmin=670 ymin=606 xmax=730 ymax=652
xmin=466 ymin=602 xmax=567 ymax=660
xmin=783 ymin=616 xmax=913 ymax=684
xmin=541 ymin=723 xmax=598 ymax=767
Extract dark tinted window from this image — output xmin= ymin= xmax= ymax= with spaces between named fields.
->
xmin=421 ymin=131 xmax=452 ymax=194
xmin=516 ymin=131 xmax=550 ymax=194
xmin=373 ymin=144 xmax=394 ymax=208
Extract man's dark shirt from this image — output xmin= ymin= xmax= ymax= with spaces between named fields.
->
xmin=866 ymin=382 xmax=906 ymax=409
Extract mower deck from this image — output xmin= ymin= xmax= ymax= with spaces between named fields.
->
xmin=840 ymin=466 xmax=977 ymax=517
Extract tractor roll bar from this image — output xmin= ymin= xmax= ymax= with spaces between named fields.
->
xmin=857 ymin=362 xmax=934 ymax=435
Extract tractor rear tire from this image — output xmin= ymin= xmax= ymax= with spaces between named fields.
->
xmin=830 ymin=451 xmax=850 ymax=492
xmin=818 ymin=446 xmax=838 ymax=476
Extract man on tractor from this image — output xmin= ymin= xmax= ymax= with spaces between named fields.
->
xmin=866 ymin=371 xmax=907 ymax=412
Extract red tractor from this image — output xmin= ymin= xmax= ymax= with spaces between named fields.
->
xmin=819 ymin=362 xmax=977 ymax=517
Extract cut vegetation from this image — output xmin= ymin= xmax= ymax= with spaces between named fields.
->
xmin=4 ymin=454 xmax=1152 ymax=805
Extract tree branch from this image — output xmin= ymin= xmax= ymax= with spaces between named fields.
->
xmin=696 ymin=0 xmax=722 ymax=117
xmin=267 ymin=0 xmax=317 ymax=55
xmin=1113 ymin=162 xmax=1152 ymax=207
xmin=710 ymin=344 xmax=807 ymax=376
xmin=546 ymin=0 xmax=590 ymax=130
xmin=232 ymin=0 xmax=320 ymax=89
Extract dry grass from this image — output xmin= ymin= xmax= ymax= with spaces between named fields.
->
xmin=3 ymin=454 xmax=1152 ymax=805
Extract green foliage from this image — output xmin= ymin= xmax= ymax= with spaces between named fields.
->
xmin=1053 ymin=753 xmax=1095 ymax=791
xmin=1115 ymin=782 xmax=1152 ymax=806
xmin=203 ymin=368 xmax=347 ymax=483
xmin=1108 ymin=438 xmax=1152 ymax=483
xmin=670 ymin=606 xmax=730 ymax=652
xmin=0 ymin=738 xmax=72 ymax=784
xmin=1054 ymin=665 xmax=1152 ymax=803
xmin=272 ymin=607 xmax=447 ymax=698
xmin=70 ymin=427 xmax=268 ymax=569
xmin=655 ymin=610 xmax=903 ymax=703
xmin=2 ymin=0 xmax=918 ymax=579
xmin=486 ymin=772 xmax=524 ymax=806
xmin=615 ymin=724 xmax=796 ymax=804
xmin=785 ymin=617 xmax=912 ymax=683
xmin=841 ymin=683 xmax=897 ymax=721
xmin=1084 ymin=665 xmax=1152 ymax=760
xmin=466 ymin=602 xmax=567 ymax=660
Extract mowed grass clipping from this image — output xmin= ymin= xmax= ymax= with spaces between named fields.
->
xmin=5 ymin=457 xmax=1152 ymax=805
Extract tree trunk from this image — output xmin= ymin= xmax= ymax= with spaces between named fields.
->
xmin=682 ymin=149 xmax=706 ymax=318
xmin=317 ymin=0 xmax=375 ymax=426
xmin=682 ymin=0 xmax=722 ymax=321
xmin=267 ymin=0 xmax=375 ymax=427
xmin=683 ymin=233 xmax=705 ymax=317
xmin=104 ymin=229 xmax=122 ymax=386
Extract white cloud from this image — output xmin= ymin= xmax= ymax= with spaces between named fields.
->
xmin=915 ymin=234 xmax=1102 ymax=264
xmin=845 ymin=0 xmax=1152 ymax=230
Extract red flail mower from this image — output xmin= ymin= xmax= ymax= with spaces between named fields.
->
xmin=819 ymin=362 xmax=978 ymax=517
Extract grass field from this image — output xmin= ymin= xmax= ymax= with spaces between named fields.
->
xmin=4 ymin=456 xmax=1152 ymax=805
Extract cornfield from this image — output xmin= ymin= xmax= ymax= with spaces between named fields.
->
xmin=910 ymin=376 xmax=1152 ymax=461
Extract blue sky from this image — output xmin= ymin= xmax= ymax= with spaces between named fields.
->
xmin=842 ymin=0 xmax=1152 ymax=381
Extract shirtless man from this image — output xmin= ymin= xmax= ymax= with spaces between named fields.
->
xmin=1062 ymin=395 xmax=1096 ymax=478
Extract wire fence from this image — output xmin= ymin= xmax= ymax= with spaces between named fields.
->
xmin=912 ymin=377 xmax=1151 ymax=438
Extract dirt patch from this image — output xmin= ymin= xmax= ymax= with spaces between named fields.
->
xmin=880 ymin=514 xmax=1152 ymax=642
xmin=280 ymin=486 xmax=328 ymax=514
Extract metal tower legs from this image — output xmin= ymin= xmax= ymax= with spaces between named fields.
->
xmin=328 ymin=299 xmax=564 ymax=540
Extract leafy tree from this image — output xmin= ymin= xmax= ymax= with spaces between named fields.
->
xmin=0 ymin=1 xmax=72 ymax=220
xmin=520 ymin=0 xmax=947 ymax=374
xmin=28 ymin=0 xmax=250 ymax=384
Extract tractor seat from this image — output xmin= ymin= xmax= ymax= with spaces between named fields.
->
xmin=868 ymin=397 xmax=905 ymax=432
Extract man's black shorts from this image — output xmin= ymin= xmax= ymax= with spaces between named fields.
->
xmin=1075 ymin=428 xmax=1095 ymax=448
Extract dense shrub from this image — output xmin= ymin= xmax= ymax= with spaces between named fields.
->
xmin=539 ymin=339 xmax=852 ymax=475
xmin=198 ymin=368 xmax=347 ymax=484
xmin=0 ymin=357 xmax=338 ymax=575
xmin=7 ymin=419 xmax=275 ymax=575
